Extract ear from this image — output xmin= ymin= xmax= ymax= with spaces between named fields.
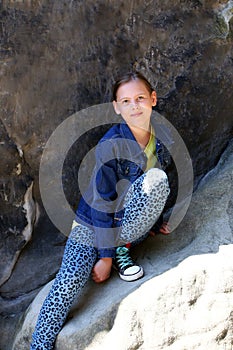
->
xmin=151 ymin=91 xmax=157 ymax=107
xmin=112 ymin=100 xmax=121 ymax=115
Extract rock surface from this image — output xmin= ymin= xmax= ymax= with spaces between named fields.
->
xmin=13 ymin=140 xmax=233 ymax=349
xmin=0 ymin=1 xmax=233 ymax=349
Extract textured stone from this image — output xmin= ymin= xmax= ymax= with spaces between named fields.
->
xmin=13 ymin=140 xmax=233 ymax=350
xmin=85 ymin=245 xmax=233 ymax=350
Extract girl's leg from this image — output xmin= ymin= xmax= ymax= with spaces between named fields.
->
xmin=120 ymin=168 xmax=170 ymax=245
xmin=114 ymin=168 xmax=170 ymax=281
xmin=30 ymin=224 xmax=97 ymax=350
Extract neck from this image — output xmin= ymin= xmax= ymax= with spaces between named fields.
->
xmin=128 ymin=123 xmax=151 ymax=149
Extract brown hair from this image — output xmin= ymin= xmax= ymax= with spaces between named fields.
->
xmin=112 ymin=71 xmax=154 ymax=101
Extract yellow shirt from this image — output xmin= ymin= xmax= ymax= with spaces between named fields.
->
xmin=144 ymin=126 xmax=157 ymax=171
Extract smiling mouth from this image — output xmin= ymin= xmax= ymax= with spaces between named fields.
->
xmin=130 ymin=112 xmax=143 ymax=117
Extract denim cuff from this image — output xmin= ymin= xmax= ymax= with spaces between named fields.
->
xmin=98 ymin=248 xmax=116 ymax=259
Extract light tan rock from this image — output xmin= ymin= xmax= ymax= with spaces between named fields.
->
xmin=85 ymin=245 xmax=233 ymax=350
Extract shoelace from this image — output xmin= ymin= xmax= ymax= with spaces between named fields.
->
xmin=116 ymin=247 xmax=134 ymax=269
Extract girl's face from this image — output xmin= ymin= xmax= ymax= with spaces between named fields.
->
xmin=113 ymin=79 xmax=157 ymax=131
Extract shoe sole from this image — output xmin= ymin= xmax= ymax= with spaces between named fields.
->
xmin=119 ymin=266 xmax=144 ymax=282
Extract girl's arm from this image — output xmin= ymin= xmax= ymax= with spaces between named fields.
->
xmin=91 ymin=140 xmax=119 ymax=258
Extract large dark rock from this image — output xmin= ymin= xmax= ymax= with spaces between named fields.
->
xmin=0 ymin=1 xmax=233 ymax=349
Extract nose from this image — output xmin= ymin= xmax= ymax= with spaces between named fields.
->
xmin=131 ymin=100 xmax=140 ymax=108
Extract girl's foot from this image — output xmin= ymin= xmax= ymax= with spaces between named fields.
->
xmin=114 ymin=246 xmax=144 ymax=282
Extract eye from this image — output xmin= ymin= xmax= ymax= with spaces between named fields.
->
xmin=121 ymin=99 xmax=130 ymax=105
xmin=137 ymin=95 xmax=146 ymax=102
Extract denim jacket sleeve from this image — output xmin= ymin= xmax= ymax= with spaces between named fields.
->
xmin=90 ymin=140 xmax=119 ymax=258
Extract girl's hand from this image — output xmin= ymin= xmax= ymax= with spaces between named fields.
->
xmin=92 ymin=258 xmax=112 ymax=283
xmin=159 ymin=222 xmax=170 ymax=235
xmin=149 ymin=222 xmax=170 ymax=236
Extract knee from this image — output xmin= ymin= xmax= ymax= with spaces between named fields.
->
xmin=145 ymin=168 xmax=168 ymax=186
xmin=147 ymin=167 xmax=167 ymax=179
xmin=143 ymin=168 xmax=170 ymax=197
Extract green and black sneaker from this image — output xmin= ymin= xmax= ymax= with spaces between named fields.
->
xmin=114 ymin=246 xmax=144 ymax=282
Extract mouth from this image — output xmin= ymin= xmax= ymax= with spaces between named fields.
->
xmin=130 ymin=112 xmax=143 ymax=117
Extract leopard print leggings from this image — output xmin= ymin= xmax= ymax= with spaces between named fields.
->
xmin=30 ymin=168 xmax=169 ymax=350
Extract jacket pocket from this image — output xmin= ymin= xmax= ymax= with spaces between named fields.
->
xmin=117 ymin=159 xmax=141 ymax=178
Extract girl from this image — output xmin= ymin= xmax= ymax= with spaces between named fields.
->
xmin=30 ymin=71 xmax=173 ymax=349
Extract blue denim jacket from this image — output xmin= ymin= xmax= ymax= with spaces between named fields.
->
xmin=75 ymin=116 xmax=173 ymax=258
